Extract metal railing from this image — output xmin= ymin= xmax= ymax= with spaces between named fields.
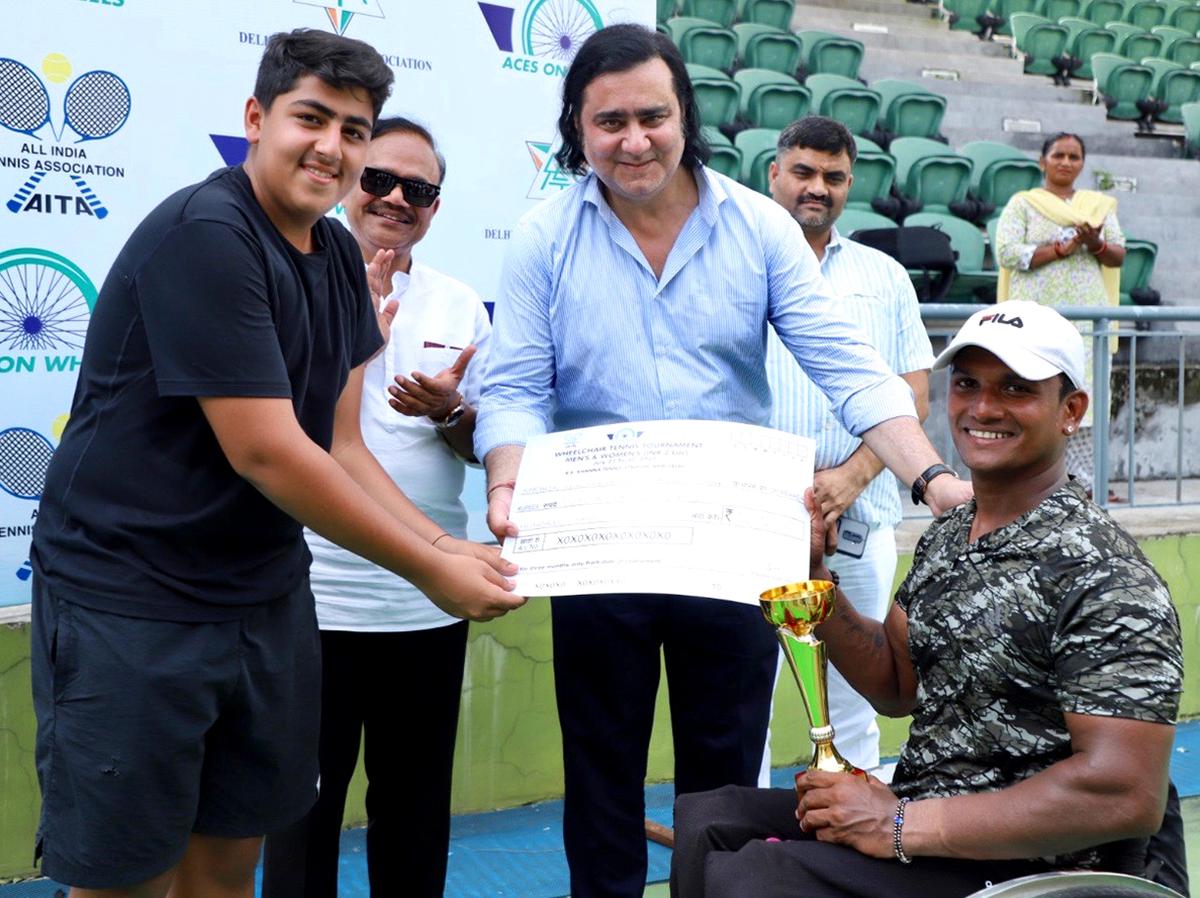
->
xmin=918 ymin=304 xmax=1200 ymax=509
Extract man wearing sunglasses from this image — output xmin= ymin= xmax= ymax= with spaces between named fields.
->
xmin=262 ymin=116 xmax=490 ymax=898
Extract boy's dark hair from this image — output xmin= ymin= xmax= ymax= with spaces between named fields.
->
xmin=254 ymin=28 xmax=393 ymax=121
xmin=554 ymin=23 xmax=710 ymax=175
xmin=776 ymin=115 xmax=858 ymax=164
xmin=372 ymin=116 xmax=447 ymax=183
xmin=1041 ymin=131 xmax=1086 ymax=160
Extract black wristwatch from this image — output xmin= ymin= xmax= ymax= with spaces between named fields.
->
xmin=432 ymin=401 xmax=466 ymax=430
xmin=911 ymin=463 xmax=957 ymax=506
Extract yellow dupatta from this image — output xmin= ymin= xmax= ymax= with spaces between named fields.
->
xmin=996 ymin=188 xmax=1120 ymax=305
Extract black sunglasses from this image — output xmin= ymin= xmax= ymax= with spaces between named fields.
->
xmin=359 ymin=167 xmax=441 ymax=207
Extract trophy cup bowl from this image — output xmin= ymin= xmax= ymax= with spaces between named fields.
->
xmin=759 ymin=580 xmax=861 ymax=777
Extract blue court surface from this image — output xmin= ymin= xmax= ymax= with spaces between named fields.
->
xmin=5 ymin=721 xmax=1200 ymax=897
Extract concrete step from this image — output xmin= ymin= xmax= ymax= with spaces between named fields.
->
xmin=794 ymin=0 xmax=938 ymax=20
xmin=941 ymin=95 xmax=1113 ymax=133
xmin=939 ymin=125 xmax=1186 ymax=158
xmin=791 ymin=4 xmax=949 ymax=32
xmin=1085 ymin=152 xmax=1200 ymax=182
xmin=858 ymin=46 xmax=1039 ymax=85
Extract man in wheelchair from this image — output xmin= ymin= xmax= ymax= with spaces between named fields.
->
xmin=671 ymin=302 xmax=1187 ymax=898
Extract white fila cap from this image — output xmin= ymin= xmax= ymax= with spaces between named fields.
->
xmin=932 ymin=301 xmax=1087 ymax=392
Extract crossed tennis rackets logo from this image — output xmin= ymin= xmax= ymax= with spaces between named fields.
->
xmin=0 ymin=57 xmax=132 ymax=219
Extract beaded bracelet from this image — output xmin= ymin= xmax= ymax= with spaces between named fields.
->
xmin=893 ymin=796 xmax=913 ymax=864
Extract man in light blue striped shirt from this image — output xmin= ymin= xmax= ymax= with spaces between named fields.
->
xmin=474 ymin=25 xmax=968 ymax=898
xmin=764 ymin=116 xmax=934 ymax=774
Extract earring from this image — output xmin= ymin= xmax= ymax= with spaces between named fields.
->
xmin=1064 ymin=425 xmax=1075 ymax=434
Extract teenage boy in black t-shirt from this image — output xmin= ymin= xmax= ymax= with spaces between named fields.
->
xmin=30 ymin=29 xmax=524 ymax=897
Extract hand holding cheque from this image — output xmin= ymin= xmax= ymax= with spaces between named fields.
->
xmin=501 ymin=420 xmax=815 ymax=603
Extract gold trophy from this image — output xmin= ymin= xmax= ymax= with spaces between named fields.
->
xmin=759 ymin=580 xmax=861 ymax=776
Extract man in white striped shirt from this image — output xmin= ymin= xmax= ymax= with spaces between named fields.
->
xmin=766 ymin=116 xmax=933 ymax=772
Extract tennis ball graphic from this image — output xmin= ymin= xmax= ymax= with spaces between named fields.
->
xmin=42 ymin=53 xmax=72 ymax=85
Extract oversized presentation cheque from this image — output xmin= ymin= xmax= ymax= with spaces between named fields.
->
xmin=502 ymin=420 xmax=815 ymax=602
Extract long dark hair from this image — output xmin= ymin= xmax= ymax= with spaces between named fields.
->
xmin=554 ymin=24 xmax=710 ymax=175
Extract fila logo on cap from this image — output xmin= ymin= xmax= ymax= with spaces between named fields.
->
xmin=978 ymin=312 xmax=1023 ymax=328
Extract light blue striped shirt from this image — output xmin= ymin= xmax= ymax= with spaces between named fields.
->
xmin=766 ymin=227 xmax=933 ymax=527
xmin=475 ymin=167 xmax=917 ymax=459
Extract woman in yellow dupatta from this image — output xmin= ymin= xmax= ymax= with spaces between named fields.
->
xmin=994 ymin=133 xmax=1126 ymax=490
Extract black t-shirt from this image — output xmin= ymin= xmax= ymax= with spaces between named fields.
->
xmin=32 ymin=166 xmax=382 ymax=621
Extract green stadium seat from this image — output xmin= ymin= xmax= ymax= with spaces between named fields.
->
xmin=657 ymin=20 xmax=671 ymax=35
xmin=667 ymin=16 xmax=738 ymax=70
xmin=1150 ymin=25 xmax=1191 ymax=54
xmin=1169 ymin=2 xmax=1200 ymax=31
xmin=806 ymin=74 xmax=882 ymax=135
xmin=680 ymin=0 xmax=737 ymax=26
xmin=1043 ymin=0 xmax=1084 ymax=17
xmin=890 ymin=136 xmax=973 ymax=216
xmin=1091 ymin=52 xmax=1155 ymax=119
xmin=1142 ymin=56 xmax=1200 ymax=121
xmin=1060 ymin=17 xmax=1117 ymax=78
xmin=873 ymin=79 xmax=948 ymax=139
xmin=1106 ymin=22 xmax=1165 ymax=60
xmin=702 ymin=126 xmax=743 ymax=179
xmin=1123 ymin=0 xmax=1170 ymax=29
xmin=837 ymin=208 xmax=899 ymax=234
xmin=986 ymin=0 xmax=1041 ymax=37
xmin=1169 ymin=37 xmax=1200 ymax=68
xmin=733 ymin=23 xmax=804 ymax=74
xmin=1081 ymin=0 xmax=1125 ymax=25
xmin=736 ymin=0 xmax=795 ymax=29
xmin=958 ymin=140 xmax=1042 ymax=218
xmin=854 ymin=135 xmax=884 ymax=153
xmin=943 ymin=0 xmax=991 ymax=33
xmin=734 ymin=127 xmax=779 ymax=194
xmin=1119 ymin=239 xmax=1158 ymax=304
xmin=1011 ymin=13 xmax=1071 ymax=79
xmin=847 ymin=150 xmax=897 ymax=211
xmin=903 ymin=212 xmax=998 ymax=300
xmin=703 ymin=124 xmax=732 ymax=145
xmin=686 ymin=63 xmax=741 ymax=128
xmin=658 ymin=0 xmax=678 ymax=22
xmin=733 ymin=68 xmax=810 ymax=129
xmin=796 ymin=30 xmax=866 ymax=79
xmin=1181 ymin=100 xmax=1200 ymax=155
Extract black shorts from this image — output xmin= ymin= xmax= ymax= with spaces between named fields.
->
xmin=31 ymin=577 xmax=321 ymax=890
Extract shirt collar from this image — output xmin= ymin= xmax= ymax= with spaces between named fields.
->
xmin=947 ymin=478 xmax=1090 ymax=555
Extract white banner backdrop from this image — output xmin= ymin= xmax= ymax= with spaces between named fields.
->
xmin=0 ymin=0 xmax=651 ymax=608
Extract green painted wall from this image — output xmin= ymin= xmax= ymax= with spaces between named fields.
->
xmin=2 ymin=532 xmax=1198 ymax=880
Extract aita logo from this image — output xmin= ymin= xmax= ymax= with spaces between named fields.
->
xmin=477 ymin=0 xmax=603 ymax=76
xmin=295 ymin=0 xmax=385 ymax=35
xmin=0 ymin=54 xmax=131 ymax=219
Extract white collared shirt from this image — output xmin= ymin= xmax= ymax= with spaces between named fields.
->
xmin=766 ymin=227 xmax=933 ymax=527
xmin=306 ymin=261 xmax=492 ymax=631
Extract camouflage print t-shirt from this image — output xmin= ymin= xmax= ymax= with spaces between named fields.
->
xmin=891 ymin=479 xmax=1182 ymax=861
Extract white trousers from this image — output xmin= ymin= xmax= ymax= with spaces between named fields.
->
xmin=758 ymin=525 xmax=898 ymax=782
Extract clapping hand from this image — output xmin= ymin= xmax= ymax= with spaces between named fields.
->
xmin=367 ymin=248 xmax=398 ymax=350
xmin=388 ymin=345 xmax=477 ymax=420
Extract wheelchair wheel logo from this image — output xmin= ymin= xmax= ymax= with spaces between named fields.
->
xmin=0 ymin=248 xmax=97 ymax=352
xmin=521 ymin=0 xmax=603 ymax=61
